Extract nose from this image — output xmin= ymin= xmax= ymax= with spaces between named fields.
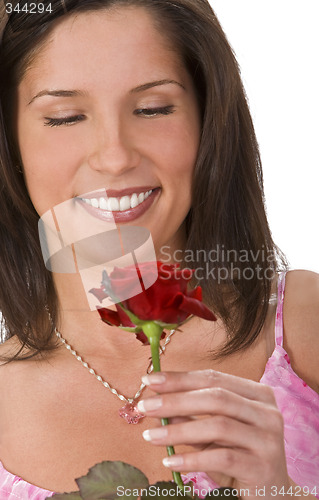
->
xmin=87 ymin=115 xmax=140 ymax=175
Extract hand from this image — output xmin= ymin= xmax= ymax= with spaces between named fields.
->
xmin=138 ymin=369 xmax=292 ymax=499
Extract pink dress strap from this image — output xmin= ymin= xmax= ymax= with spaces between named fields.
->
xmin=187 ymin=272 xmax=319 ymax=496
xmin=260 ymin=271 xmax=319 ymax=496
xmin=181 ymin=272 xmax=290 ymax=496
xmin=274 ymin=271 xmax=286 ymax=347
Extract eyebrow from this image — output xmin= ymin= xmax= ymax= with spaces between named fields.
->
xmin=130 ymin=79 xmax=186 ymax=93
xmin=28 ymin=89 xmax=87 ymax=105
xmin=28 ymin=79 xmax=185 ymax=105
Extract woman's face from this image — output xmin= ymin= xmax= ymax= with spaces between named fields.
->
xmin=16 ymin=7 xmax=201 ymax=255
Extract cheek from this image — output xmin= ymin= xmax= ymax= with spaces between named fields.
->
xmin=22 ymin=168 xmax=58 ymax=216
xmin=18 ymin=122 xmax=81 ymax=203
xmin=19 ymin=128 xmax=78 ymax=173
xmin=164 ymin=125 xmax=199 ymax=206
xmin=154 ymin=121 xmax=199 ymax=218
xmin=18 ymin=138 xmax=77 ymax=216
xmin=143 ymin=118 xmax=200 ymax=178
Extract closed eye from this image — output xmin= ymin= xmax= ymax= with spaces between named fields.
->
xmin=44 ymin=115 xmax=86 ymax=127
xmin=134 ymin=106 xmax=175 ymax=117
xmin=43 ymin=106 xmax=175 ymax=127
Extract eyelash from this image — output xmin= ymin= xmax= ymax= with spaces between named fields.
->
xmin=43 ymin=106 xmax=175 ymax=127
xmin=134 ymin=106 xmax=175 ymax=117
xmin=44 ymin=115 xmax=85 ymax=127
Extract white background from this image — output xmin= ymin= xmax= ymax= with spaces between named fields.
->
xmin=209 ymin=1 xmax=319 ymax=273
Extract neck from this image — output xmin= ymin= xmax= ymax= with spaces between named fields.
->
xmin=53 ymin=272 xmax=145 ymax=359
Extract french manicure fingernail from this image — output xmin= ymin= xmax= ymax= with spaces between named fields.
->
xmin=141 ymin=374 xmax=166 ymax=385
xmin=137 ymin=397 xmax=162 ymax=413
xmin=143 ymin=427 xmax=168 ymax=441
xmin=162 ymin=456 xmax=184 ymax=468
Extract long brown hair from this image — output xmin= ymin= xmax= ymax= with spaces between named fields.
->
xmin=0 ymin=0 xmax=288 ymax=360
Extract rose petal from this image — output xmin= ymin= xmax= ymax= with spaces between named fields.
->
xmin=178 ymin=293 xmax=217 ymax=321
xmin=89 ymin=287 xmax=109 ymax=303
xmin=115 ymin=305 xmax=136 ymax=327
xmin=97 ymin=307 xmax=122 ymax=326
xmin=96 ymin=262 xmax=217 ymax=331
xmin=188 ymin=286 xmax=203 ymax=301
xmin=135 ymin=331 xmax=150 ymax=345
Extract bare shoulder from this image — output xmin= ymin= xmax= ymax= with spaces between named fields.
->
xmin=283 ymin=269 xmax=319 ymax=391
xmin=0 ymin=337 xmax=28 ymax=446
xmin=0 ymin=336 xmax=46 ymax=408
xmin=285 ymin=269 xmax=319 ymax=302
xmin=284 ymin=270 xmax=319 ymax=322
xmin=0 ymin=336 xmax=29 ymax=393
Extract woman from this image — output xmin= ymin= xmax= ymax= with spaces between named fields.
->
xmin=0 ymin=0 xmax=318 ymax=498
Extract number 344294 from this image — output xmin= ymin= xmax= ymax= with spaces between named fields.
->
xmin=5 ymin=3 xmax=53 ymax=13
xmin=271 ymin=486 xmax=318 ymax=496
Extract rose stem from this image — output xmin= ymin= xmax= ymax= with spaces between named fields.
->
xmin=148 ymin=332 xmax=185 ymax=492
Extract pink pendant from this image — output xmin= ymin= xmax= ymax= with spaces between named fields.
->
xmin=119 ymin=402 xmax=145 ymax=424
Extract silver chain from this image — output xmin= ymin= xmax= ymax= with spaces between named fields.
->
xmin=55 ymin=328 xmax=176 ymax=404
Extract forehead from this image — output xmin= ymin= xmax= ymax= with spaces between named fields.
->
xmin=21 ymin=7 xmax=185 ymax=93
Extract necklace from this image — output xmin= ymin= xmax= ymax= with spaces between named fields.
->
xmin=55 ymin=328 xmax=176 ymax=424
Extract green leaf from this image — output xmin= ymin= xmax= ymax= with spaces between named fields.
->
xmin=76 ymin=461 xmax=149 ymax=500
xmin=49 ymin=492 xmax=82 ymax=499
xmin=141 ymin=481 xmax=194 ymax=500
xmin=117 ymin=305 xmax=142 ymax=326
xmin=154 ymin=321 xmax=178 ymax=330
xmin=119 ymin=326 xmax=142 ymax=333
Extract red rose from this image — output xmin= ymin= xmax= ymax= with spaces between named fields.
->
xmin=90 ymin=262 xmax=216 ymax=344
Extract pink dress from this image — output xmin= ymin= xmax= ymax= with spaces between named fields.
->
xmin=183 ymin=272 xmax=319 ymax=497
xmin=1 ymin=272 xmax=319 ymax=499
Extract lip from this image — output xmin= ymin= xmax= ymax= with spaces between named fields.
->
xmin=77 ymin=187 xmax=160 ymax=223
xmin=79 ymin=186 xmax=157 ymax=199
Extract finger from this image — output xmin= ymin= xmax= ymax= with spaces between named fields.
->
xmin=137 ymin=386 xmax=282 ymax=428
xmin=142 ymin=415 xmax=262 ymax=449
xmin=161 ymin=447 xmax=261 ymax=483
xmin=156 ymin=416 xmax=213 ymax=451
xmin=142 ymin=370 xmax=276 ymax=405
xmin=165 ymin=416 xmax=195 ymax=425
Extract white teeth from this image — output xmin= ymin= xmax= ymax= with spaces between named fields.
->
xmin=108 ymin=197 xmax=120 ymax=211
xmin=99 ymin=198 xmax=108 ymax=210
xmin=119 ymin=196 xmax=131 ymax=211
xmin=138 ymin=192 xmax=145 ymax=204
xmin=130 ymin=193 xmax=139 ymax=208
xmin=81 ymin=189 xmax=154 ymax=212
xmin=91 ymin=198 xmax=99 ymax=208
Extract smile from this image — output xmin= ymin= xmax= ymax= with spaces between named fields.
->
xmin=77 ymin=188 xmax=160 ymax=223
xmin=80 ymin=190 xmax=153 ymax=212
